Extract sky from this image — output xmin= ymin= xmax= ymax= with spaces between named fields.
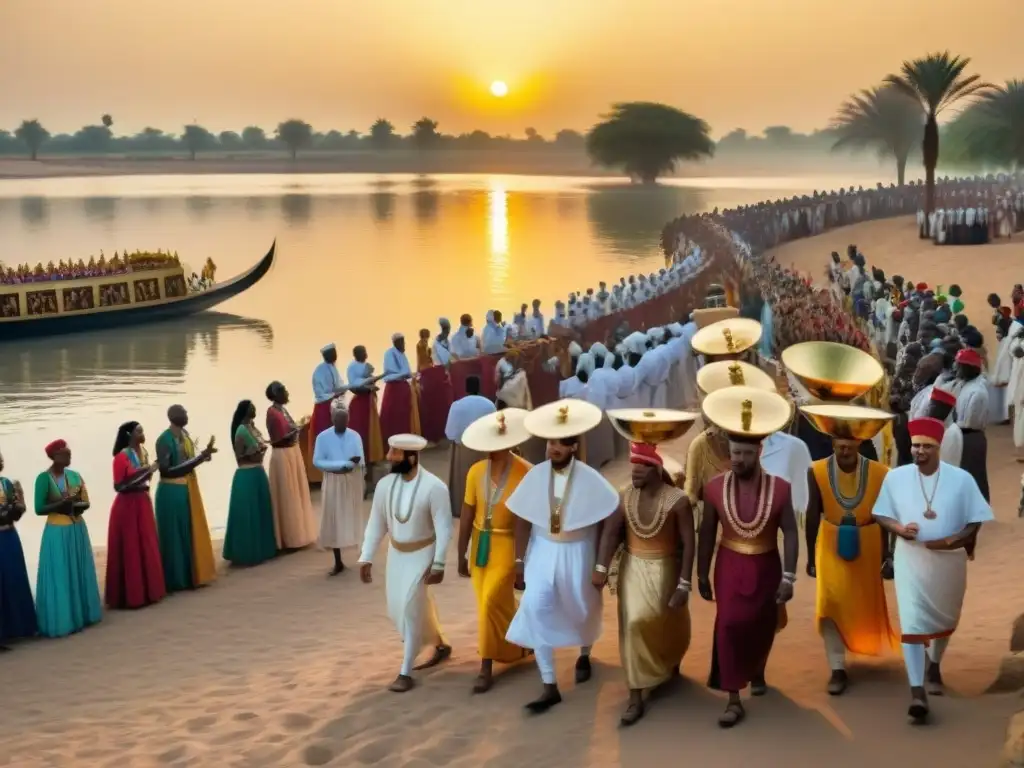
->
xmin=1 ymin=0 xmax=1021 ymax=138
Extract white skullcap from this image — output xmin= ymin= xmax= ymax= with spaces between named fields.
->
xmin=647 ymin=327 xmax=666 ymax=342
xmin=330 ymin=398 xmax=348 ymax=415
xmin=589 ymin=342 xmax=609 ymax=358
xmin=391 ymin=332 xmax=404 ymax=341
xmin=388 ymin=433 xmax=427 ymax=452
xmin=576 ymin=352 xmax=595 ymax=376
xmin=625 ymin=331 xmax=649 ymax=356
xmin=568 ymin=341 xmax=583 ymax=357
xmin=320 ymin=343 xmax=336 ymax=354
xmin=438 ymin=317 xmax=450 ymax=326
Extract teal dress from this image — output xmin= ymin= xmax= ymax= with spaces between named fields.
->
xmin=34 ymin=470 xmax=103 ymax=638
xmin=222 ymin=424 xmax=277 ymax=566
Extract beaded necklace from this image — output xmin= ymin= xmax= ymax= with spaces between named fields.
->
xmin=388 ymin=471 xmax=423 ymax=525
xmin=721 ymin=470 xmax=775 ymax=540
xmin=826 ymin=455 xmax=868 ymax=513
xmin=624 ymin=486 xmax=670 ymax=540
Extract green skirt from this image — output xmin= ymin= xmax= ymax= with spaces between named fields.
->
xmin=155 ymin=482 xmax=195 ymax=593
xmin=223 ymin=465 xmax=277 ymax=566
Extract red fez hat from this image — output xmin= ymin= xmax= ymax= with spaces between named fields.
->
xmin=629 ymin=442 xmax=664 ymax=468
xmin=916 ymin=282 xmax=928 ymax=291
xmin=930 ymin=387 xmax=957 ymax=407
xmin=908 ymin=417 xmax=944 ymax=446
xmin=955 ymin=347 xmax=982 ymax=368
xmin=1000 ymin=306 xmax=1013 ymax=318
xmin=44 ymin=439 xmax=68 ymax=458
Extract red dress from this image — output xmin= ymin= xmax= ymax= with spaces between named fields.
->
xmin=105 ymin=450 xmax=166 ymax=609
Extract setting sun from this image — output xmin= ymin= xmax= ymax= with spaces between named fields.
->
xmin=490 ymin=80 xmax=509 ymax=98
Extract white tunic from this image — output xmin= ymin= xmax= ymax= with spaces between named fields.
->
xmin=759 ymin=432 xmax=812 ymax=519
xmin=872 ymin=463 xmax=992 ymax=643
xmin=359 ymin=469 xmax=454 ymax=652
xmin=313 ymin=427 xmax=366 ymax=549
xmin=505 ymin=459 xmax=619 ymax=650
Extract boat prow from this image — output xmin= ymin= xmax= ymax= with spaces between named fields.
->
xmin=0 ymin=241 xmax=276 ymax=340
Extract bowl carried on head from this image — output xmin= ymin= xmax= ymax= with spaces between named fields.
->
xmin=605 ymin=408 xmax=700 ymax=446
xmin=690 ymin=317 xmax=762 ymax=363
xmin=781 ymin=341 xmax=893 ymax=440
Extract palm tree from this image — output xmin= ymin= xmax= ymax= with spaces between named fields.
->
xmin=960 ymin=80 xmax=1024 ymax=170
xmin=884 ymin=51 xmax=993 ymax=216
xmin=830 ymin=85 xmax=923 ymax=185
xmin=14 ymin=119 xmax=50 ymax=160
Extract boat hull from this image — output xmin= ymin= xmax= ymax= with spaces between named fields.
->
xmin=0 ymin=241 xmax=275 ymax=340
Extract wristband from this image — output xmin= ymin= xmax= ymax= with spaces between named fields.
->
xmin=594 ymin=564 xmax=608 ymax=574
xmin=782 ymin=572 xmax=796 ymax=584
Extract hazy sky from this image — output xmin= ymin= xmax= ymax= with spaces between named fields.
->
xmin=2 ymin=0 xmax=1021 ymax=138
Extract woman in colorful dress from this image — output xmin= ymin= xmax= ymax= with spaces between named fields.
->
xmin=0 ymin=449 xmax=37 ymax=649
xmin=223 ymin=400 xmax=277 ymax=566
xmin=106 ymin=422 xmax=166 ymax=609
xmin=266 ymin=382 xmax=318 ymax=550
xmin=154 ymin=405 xmax=218 ymax=592
xmin=34 ymin=439 xmax=103 ymax=638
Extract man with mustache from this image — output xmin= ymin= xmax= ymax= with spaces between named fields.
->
xmin=358 ymin=434 xmax=453 ymax=692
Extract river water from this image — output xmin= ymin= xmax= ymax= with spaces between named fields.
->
xmin=0 ymin=171 xmax=884 ymax=571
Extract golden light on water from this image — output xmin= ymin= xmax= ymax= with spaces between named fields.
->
xmin=487 ymin=179 xmax=509 ymax=298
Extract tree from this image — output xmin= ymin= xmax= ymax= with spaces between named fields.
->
xmin=950 ymin=80 xmax=1024 ymax=170
xmin=275 ymin=119 xmax=314 ymax=159
xmin=218 ymin=131 xmax=244 ymax=151
xmin=554 ymin=129 xmax=585 ymax=149
xmin=182 ymin=124 xmax=216 ymax=160
xmin=411 ymin=117 xmax=440 ymax=150
xmin=131 ymin=127 xmax=177 ymax=152
xmin=101 ymin=114 xmax=113 ymax=129
xmin=241 ymin=126 xmax=268 ymax=150
xmin=586 ymin=102 xmax=714 ymax=184
xmin=830 ymin=85 xmax=923 ymax=185
xmin=369 ymin=118 xmax=395 ymax=150
xmin=525 ymin=127 xmax=544 ymax=143
xmin=762 ymin=126 xmax=794 ymax=145
xmin=885 ymin=51 xmax=992 ymax=216
xmin=717 ymin=128 xmax=748 ymax=149
xmin=14 ymin=119 xmax=49 ymax=160
xmin=70 ymin=124 xmax=113 ymax=152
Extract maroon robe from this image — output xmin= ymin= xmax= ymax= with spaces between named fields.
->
xmin=704 ymin=471 xmax=791 ymax=692
xmin=417 ymin=365 xmax=453 ymax=443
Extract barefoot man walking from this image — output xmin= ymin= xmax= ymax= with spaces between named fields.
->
xmin=505 ymin=400 xmax=619 ymax=714
xmin=358 ymin=434 xmax=453 ymax=692
xmin=871 ymin=416 xmax=993 ymax=723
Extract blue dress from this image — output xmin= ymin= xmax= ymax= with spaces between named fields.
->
xmin=34 ymin=470 xmax=103 ymax=638
xmin=0 ymin=477 xmax=37 ymax=643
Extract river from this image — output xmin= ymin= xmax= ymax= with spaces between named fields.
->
xmin=0 ymin=171 xmax=885 ymax=572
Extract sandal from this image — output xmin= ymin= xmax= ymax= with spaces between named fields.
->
xmin=620 ymin=701 xmax=645 ymax=727
xmin=908 ymin=697 xmax=929 ymax=723
xmin=718 ymin=702 xmax=745 ymax=728
xmin=750 ymin=678 xmax=767 ymax=697
xmin=827 ymin=670 xmax=848 ymax=696
xmin=472 ymin=674 xmax=493 ymax=694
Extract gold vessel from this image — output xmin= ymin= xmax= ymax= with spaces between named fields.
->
xmin=605 ymin=408 xmax=700 ymax=445
xmin=690 ymin=317 xmax=762 ymax=358
xmin=701 ymin=386 xmax=792 ymax=438
xmin=799 ymin=404 xmax=894 ymax=441
xmin=696 ymin=360 xmax=776 ymax=396
xmin=781 ymin=341 xmax=884 ymax=402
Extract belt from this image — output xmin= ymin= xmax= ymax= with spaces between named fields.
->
xmin=535 ymin=527 xmax=590 ymax=544
xmin=236 ymin=464 xmax=264 ymax=471
xmin=390 ymin=534 xmax=436 ymax=553
xmin=960 ymin=427 xmax=982 ymax=435
xmin=46 ymin=513 xmax=83 ymax=527
xmin=159 ymin=477 xmax=190 ymax=486
xmin=473 ymin=524 xmax=514 ymax=535
xmin=720 ymin=537 xmax=775 ymax=556
xmin=624 ymin=547 xmax=677 ymax=561
xmin=824 ymin=518 xmax=876 ymax=529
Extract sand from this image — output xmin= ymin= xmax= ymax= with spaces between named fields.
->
xmin=2 ymin=217 xmax=1022 ymax=767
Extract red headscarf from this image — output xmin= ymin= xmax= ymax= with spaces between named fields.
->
xmin=629 ymin=442 xmax=664 ymax=468
xmin=44 ymin=439 xmax=68 ymax=459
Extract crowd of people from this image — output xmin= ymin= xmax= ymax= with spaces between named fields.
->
xmin=0 ymin=176 xmax=1008 ymax=734
xmin=0 ymin=250 xmax=186 ymax=285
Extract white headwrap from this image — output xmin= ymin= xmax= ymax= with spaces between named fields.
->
xmin=568 ymin=341 xmax=583 ymax=357
xmin=391 ymin=332 xmax=403 ymax=342
xmin=438 ymin=317 xmax=450 ymax=327
xmin=647 ymin=327 xmax=666 ymax=343
xmin=320 ymin=343 xmax=336 ymax=354
xmin=589 ymin=342 xmax=609 ymax=358
xmin=625 ymin=331 xmax=649 ymax=356
xmin=576 ymin=352 xmax=596 ymax=376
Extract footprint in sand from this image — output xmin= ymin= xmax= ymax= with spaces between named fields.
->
xmin=282 ymin=712 xmax=315 ymax=731
xmin=301 ymin=742 xmax=334 ymax=766
xmin=185 ymin=714 xmax=218 ymax=733
xmin=233 ymin=711 xmax=259 ymax=722
xmin=353 ymin=740 xmax=394 ymax=764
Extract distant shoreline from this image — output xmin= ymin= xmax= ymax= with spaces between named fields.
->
xmin=0 ymin=149 xmax=903 ymax=182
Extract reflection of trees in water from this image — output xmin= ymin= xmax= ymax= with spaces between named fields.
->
xmin=0 ymin=313 xmax=273 ymax=415
xmin=185 ymin=196 xmax=215 ymax=218
xmin=19 ymin=196 xmax=49 ymax=227
xmin=370 ymin=191 xmax=396 ymax=222
xmin=280 ymin=194 xmax=313 ymax=225
xmin=142 ymin=197 xmax=162 ymax=213
xmin=83 ymin=196 xmax=119 ymax=223
xmin=412 ymin=189 xmax=439 ymax=223
xmin=585 ymin=185 xmax=706 ymax=255
xmin=245 ymin=196 xmax=266 ymax=215
xmin=555 ymin=194 xmax=583 ymax=219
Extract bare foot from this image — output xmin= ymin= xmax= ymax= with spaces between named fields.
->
xmin=389 ymin=675 xmax=415 ymax=693
xmin=413 ymin=644 xmax=452 ymax=671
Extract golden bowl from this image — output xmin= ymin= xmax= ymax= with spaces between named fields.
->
xmin=799 ymin=404 xmax=894 ymax=440
xmin=780 ymin=341 xmax=884 ymax=402
xmin=690 ymin=317 xmax=762 ymax=357
xmin=701 ymin=386 xmax=792 ymax=438
xmin=605 ymin=408 xmax=700 ymax=445
xmin=697 ymin=360 xmax=776 ymax=396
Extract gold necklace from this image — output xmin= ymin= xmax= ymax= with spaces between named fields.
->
xmin=917 ymin=465 xmax=941 ymax=520
xmin=721 ymin=471 xmax=775 ymax=540
xmin=624 ymin=487 xmax=669 ymax=539
xmin=547 ymin=460 xmax=576 ymax=534
xmin=483 ymin=458 xmax=512 ymax=531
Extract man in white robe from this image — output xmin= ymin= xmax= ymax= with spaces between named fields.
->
xmin=759 ymin=429 xmax=813 ymax=526
xmin=432 ymin=318 xmax=452 ymax=366
xmin=871 ymin=417 xmax=992 ymax=723
xmin=927 ymin=386 xmax=962 ymax=467
xmin=506 ymin=400 xmax=620 ymax=713
xmin=314 ymin=401 xmax=366 ymax=575
xmin=358 ymin=434 xmax=454 ymax=692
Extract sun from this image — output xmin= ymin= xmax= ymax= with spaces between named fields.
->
xmin=490 ymin=80 xmax=509 ymax=98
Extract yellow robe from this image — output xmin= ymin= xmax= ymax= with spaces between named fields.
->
xmin=683 ymin=429 xmax=730 ymax=524
xmin=466 ymin=456 xmax=532 ymax=663
xmin=812 ymin=458 xmax=897 ymax=656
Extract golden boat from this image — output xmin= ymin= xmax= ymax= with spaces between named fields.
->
xmin=0 ymin=242 xmax=275 ymax=340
